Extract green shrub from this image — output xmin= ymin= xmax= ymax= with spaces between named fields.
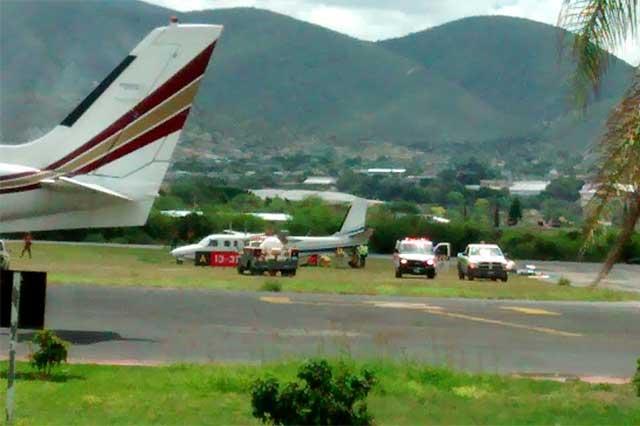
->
xmin=30 ymin=330 xmax=69 ymax=376
xmin=261 ymin=280 xmax=282 ymax=292
xmin=251 ymin=359 xmax=376 ymax=425
xmin=633 ymin=358 xmax=640 ymax=397
xmin=557 ymin=277 xmax=571 ymax=287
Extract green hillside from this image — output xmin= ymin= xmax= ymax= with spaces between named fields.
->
xmin=0 ymin=1 xmax=634 ymax=153
xmin=379 ymin=16 xmax=634 ymax=151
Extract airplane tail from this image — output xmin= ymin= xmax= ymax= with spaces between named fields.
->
xmin=335 ymin=197 xmax=369 ymax=236
xmin=0 ymin=22 xmax=222 ymax=231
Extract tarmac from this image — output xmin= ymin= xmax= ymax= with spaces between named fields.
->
xmin=2 ymin=285 xmax=639 ymax=378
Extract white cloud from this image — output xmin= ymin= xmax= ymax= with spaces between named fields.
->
xmin=142 ymin=0 xmax=639 ymax=64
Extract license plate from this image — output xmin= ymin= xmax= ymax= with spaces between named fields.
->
xmin=413 ymin=268 xmax=422 ymax=273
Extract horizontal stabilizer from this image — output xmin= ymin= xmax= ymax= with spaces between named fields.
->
xmin=40 ymin=177 xmax=132 ymax=201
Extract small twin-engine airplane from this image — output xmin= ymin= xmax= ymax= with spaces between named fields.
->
xmin=0 ymin=20 xmax=222 ymax=233
xmin=170 ymin=197 xmax=372 ymax=262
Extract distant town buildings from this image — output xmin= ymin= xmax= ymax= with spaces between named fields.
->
xmin=250 ymin=189 xmax=383 ymax=205
xmin=160 ymin=210 xmax=204 ymax=218
xmin=465 ymin=180 xmax=550 ymax=196
xmin=579 ymin=182 xmax=636 ymax=208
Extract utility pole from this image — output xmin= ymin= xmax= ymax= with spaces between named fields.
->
xmin=6 ymin=272 xmax=21 ymax=425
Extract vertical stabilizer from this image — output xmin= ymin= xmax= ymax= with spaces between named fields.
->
xmin=336 ymin=198 xmax=369 ymax=235
xmin=0 ymin=22 xmax=223 ymax=232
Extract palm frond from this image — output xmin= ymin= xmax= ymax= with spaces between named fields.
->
xmin=582 ymin=70 xmax=640 ymax=281
xmin=558 ymin=0 xmax=639 ymax=107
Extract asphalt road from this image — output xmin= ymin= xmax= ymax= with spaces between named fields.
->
xmin=371 ymin=255 xmax=640 ymax=292
xmin=521 ymin=260 xmax=640 ymax=292
xmin=2 ymin=285 xmax=639 ymax=378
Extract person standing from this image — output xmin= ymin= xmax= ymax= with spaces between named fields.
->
xmin=357 ymin=244 xmax=368 ymax=268
xmin=21 ymin=232 xmax=33 ymax=259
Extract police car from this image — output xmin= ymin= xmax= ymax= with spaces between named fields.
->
xmin=393 ymin=238 xmax=449 ymax=279
xmin=0 ymin=240 xmax=10 ymax=270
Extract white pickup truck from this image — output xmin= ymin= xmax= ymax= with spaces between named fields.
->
xmin=457 ymin=243 xmax=508 ymax=282
xmin=0 ymin=240 xmax=10 ymax=270
xmin=393 ymin=238 xmax=450 ymax=279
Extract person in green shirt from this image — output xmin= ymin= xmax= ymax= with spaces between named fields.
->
xmin=357 ymin=244 xmax=369 ymax=268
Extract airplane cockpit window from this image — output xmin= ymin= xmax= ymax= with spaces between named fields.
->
xmin=208 ymin=239 xmax=218 ymax=247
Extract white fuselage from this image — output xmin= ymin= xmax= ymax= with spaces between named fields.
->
xmin=171 ymin=231 xmax=370 ymax=261
xmin=170 ymin=233 xmax=253 ymax=260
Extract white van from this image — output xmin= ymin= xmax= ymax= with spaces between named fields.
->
xmin=171 ymin=233 xmax=250 ymax=264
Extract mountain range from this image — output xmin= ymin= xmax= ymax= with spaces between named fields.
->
xmin=0 ymin=0 xmax=634 ymax=156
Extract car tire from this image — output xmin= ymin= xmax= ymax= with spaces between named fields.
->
xmin=427 ymin=271 xmax=435 ymax=279
xmin=458 ymin=269 xmax=465 ymax=280
xmin=501 ymin=275 xmax=508 ymax=283
xmin=491 ymin=277 xmax=497 ymax=282
xmin=468 ymin=273 xmax=475 ymax=281
xmin=395 ymin=269 xmax=402 ymax=278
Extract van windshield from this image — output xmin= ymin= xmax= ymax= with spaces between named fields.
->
xmin=399 ymin=242 xmax=433 ymax=254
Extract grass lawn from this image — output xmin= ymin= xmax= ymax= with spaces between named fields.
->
xmin=6 ymin=242 xmax=639 ymax=301
xmin=1 ymin=360 xmax=638 ymax=425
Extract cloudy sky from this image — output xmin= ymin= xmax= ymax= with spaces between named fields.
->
xmin=142 ymin=0 xmax=639 ymax=65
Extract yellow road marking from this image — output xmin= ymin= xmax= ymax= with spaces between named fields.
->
xmin=424 ymin=309 xmax=581 ymax=337
xmin=260 ymin=296 xmax=292 ymax=304
xmin=365 ymin=301 xmax=443 ymax=310
xmin=370 ymin=302 xmax=580 ymax=337
xmin=260 ymin=297 xmax=581 ymax=338
xmin=501 ymin=306 xmax=561 ymax=316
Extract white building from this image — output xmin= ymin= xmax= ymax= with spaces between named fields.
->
xmin=358 ymin=168 xmax=406 ymax=175
xmin=248 ymin=212 xmax=292 ymax=222
xmin=303 ymin=176 xmax=337 ymax=185
xmin=509 ymin=181 xmax=550 ymax=197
